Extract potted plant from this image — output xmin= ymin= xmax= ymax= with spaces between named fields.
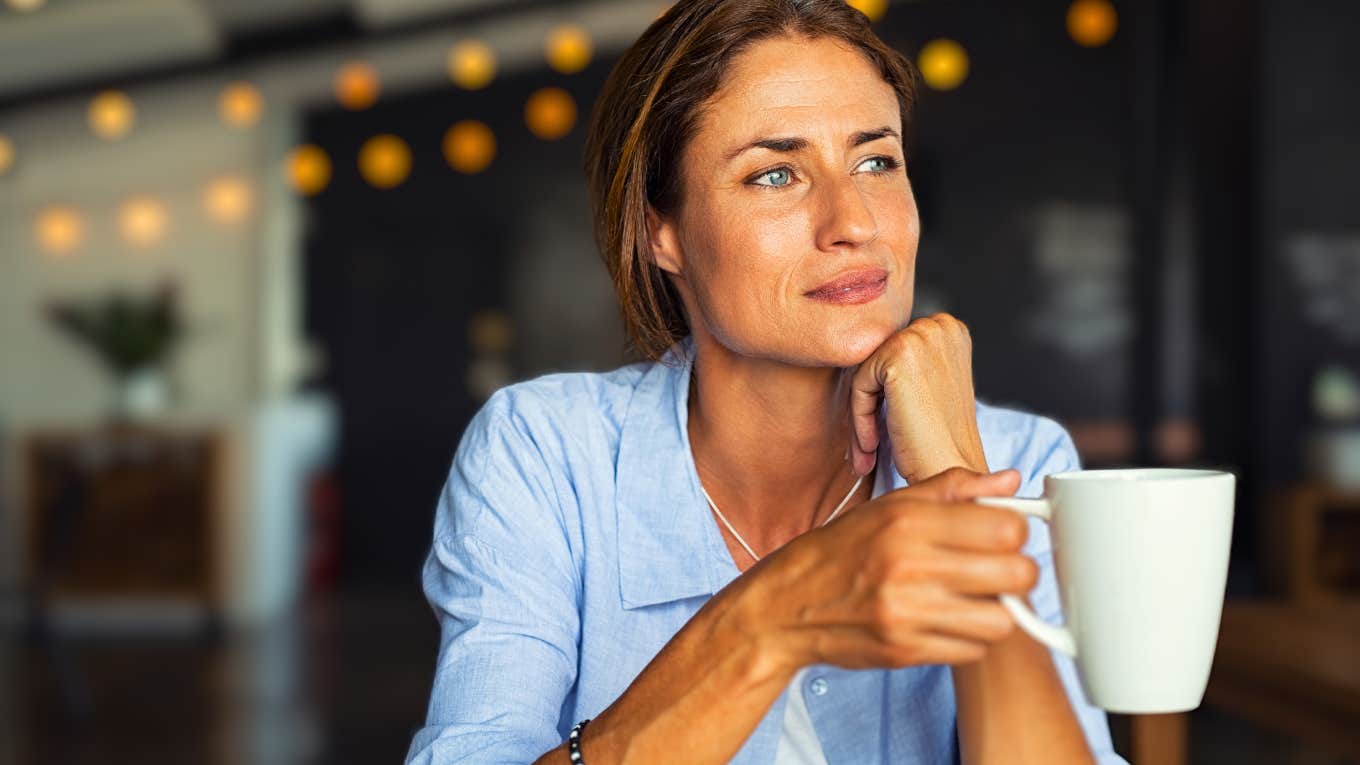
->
xmin=45 ymin=279 xmax=184 ymax=420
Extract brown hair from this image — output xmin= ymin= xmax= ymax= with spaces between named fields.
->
xmin=584 ymin=0 xmax=920 ymax=361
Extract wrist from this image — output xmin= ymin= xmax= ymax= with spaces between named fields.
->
xmin=907 ymin=449 xmax=989 ymax=482
xmin=711 ymin=577 xmax=804 ymax=687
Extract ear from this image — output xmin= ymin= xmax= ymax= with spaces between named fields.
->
xmin=645 ymin=203 xmax=685 ymax=277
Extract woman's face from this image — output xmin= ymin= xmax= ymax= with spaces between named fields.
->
xmin=651 ymin=33 xmax=919 ymax=368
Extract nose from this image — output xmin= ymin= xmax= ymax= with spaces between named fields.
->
xmin=814 ymin=174 xmax=879 ymax=252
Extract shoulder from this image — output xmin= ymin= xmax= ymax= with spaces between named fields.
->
xmin=974 ymin=399 xmax=1082 ymax=496
xmin=468 ymin=360 xmax=653 ymax=451
xmin=435 ymin=362 xmax=654 ymax=555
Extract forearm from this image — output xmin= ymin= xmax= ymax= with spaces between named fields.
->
xmin=921 ymin=453 xmax=1093 ymax=764
xmin=951 ymin=627 xmax=1094 ymax=764
xmin=533 ymin=580 xmax=796 ymax=765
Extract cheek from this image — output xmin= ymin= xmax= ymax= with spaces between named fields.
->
xmin=696 ymin=204 xmax=801 ymax=297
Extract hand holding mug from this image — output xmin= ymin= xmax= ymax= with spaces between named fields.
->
xmin=738 ymin=467 xmax=1038 ymax=672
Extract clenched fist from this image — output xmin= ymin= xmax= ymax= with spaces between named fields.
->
xmin=848 ymin=313 xmax=988 ymax=483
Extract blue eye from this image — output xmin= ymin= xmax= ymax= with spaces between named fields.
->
xmin=752 ymin=167 xmax=792 ymax=187
xmin=859 ymin=156 xmax=902 ymax=173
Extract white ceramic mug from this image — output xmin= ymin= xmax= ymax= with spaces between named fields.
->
xmin=976 ymin=468 xmax=1236 ymax=713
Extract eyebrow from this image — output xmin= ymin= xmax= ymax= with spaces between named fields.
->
xmin=723 ymin=126 xmax=901 ymax=163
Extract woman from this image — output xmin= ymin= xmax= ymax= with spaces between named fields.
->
xmin=407 ymin=1 xmax=1124 ymax=763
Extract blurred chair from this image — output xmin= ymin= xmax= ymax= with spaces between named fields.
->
xmin=1192 ymin=482 xmax=1360 ymax=761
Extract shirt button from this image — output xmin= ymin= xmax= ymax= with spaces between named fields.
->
xmin=809 ymin=677 xmax=829 ymax=696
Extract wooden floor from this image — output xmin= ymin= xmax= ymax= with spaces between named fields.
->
xmin=1 ymin=589 xmax=1354 ymax=765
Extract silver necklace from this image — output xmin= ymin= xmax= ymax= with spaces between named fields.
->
xmin=699 ymin=469 xmax=866 ymax=563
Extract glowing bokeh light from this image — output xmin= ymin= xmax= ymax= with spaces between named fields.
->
xmin=286 ymin=144 xmax=332 ymax=196
xmin=6 ymin=0 xmax=46 ymax=12
xmin=203 ymin=176 xmax=253 ymax=224
xmin=443 ymin=120 xmax=496 ymax=175
xmin=335 ymin=61 xmax=380 ymax=111
xmin=119 ymin=195 xmax=170 ymax=248
xmin=846 ymin=0 xmax=888 ymax=22
xmin=468 ymin=311 xmax=514 ymax=354
xmin=0 ymin=134 xmax=14 ymax=176
xmin=219 ymin=81 xmax=264 ymax=128
xmin=525 ymin=87 xmax=577 ymax=140
xmin=358 ymin=134 xmax=412 ymax=189
xmin=448 ymin=41 xmax=497 ymax=90
xmin=89 ymin=90 xmax=135 ymax=140
xmin=545 ymin=24 xmax=593 ymax=74
xmin=917 ymin=39 xmax=970 ymax=91
xmin=1067 ymin=0 xmax=1118 ymax=48
xmin=35 ymin=206 xmax=83 ymax=255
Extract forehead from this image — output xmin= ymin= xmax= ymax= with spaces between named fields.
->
xmin=693 ymin=34 xmax=901 ymax=146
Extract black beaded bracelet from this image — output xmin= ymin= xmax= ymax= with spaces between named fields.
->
xmin=568 ymin=718 xmax=591 ymax=763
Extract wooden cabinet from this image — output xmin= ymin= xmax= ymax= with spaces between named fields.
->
xmin=24 ymin=425 xmax=222 ymax=610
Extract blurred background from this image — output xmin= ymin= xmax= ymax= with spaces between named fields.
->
xmin=0 ymin=0 xmax=1356 ymax=763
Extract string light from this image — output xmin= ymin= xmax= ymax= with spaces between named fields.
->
xmin=219 ymin=81 xmax=264 ymax=128
xmin=35 ymin=206 xmax=84 ymax=256
xmin=545 ymin=24 xmax=593 ymax=74
xmin=525 ymin=87 xmax=577 ymax=140
xmin=286 ymin=144 xmax=332 ymax=196
xmin=917 ymin=39 xmax=970 ymax=91
xmin=443 ymin=121 xmax=496 ymax=174
xmin=89 ymin=90 xmax=135 ymax=140
xmin=335 ymin=61 xmax=380 ymax=111
xmin=358 ymin=134 xmax=412 ymax=189
xmin=449 ymin=41 xmax=497 ymax=90
xmin=0 ymin=134 xmax=14 ymax=176
xmin=203 ymin=176 xmax=253 ymax=224
xmin=1067 ymin=0 xmax=1118 ymax=48
xmin=119 ymin=195 xmax=170 ymax=247
xmin=846 ymin=0 xmax=888 ymax=22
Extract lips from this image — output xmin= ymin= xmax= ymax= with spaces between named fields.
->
xmin=804 ymin=268 xmax=889 ymax=299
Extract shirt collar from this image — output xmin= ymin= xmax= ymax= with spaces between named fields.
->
xmin=614 ymin=335 xmax=719 ymax=609
xmin=614 ymin=335 xmax=903 ymax=610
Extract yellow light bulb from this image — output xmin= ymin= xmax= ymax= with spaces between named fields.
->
xmin=546 ymin=24 xmax=593 ymax=74
xmin=0 ymin=134 xmax=14 ymax=176
xmin=449 ymin=41 xmax=497 ymax=90
xmin=443 ymin=121 xmax=496 ymax=175
xmin=35 ymin=206 xmax=84 ymax=256
xmin=358 ymin=134 xmax=412 ymax=189
xmin=846 ymin=0 xmax=888 ymax=22
xmin=119 ymin=195 xmax=170 ymax=248
xmin=1067 ymin=0 xmax=1118 ymax=48
xmin=219 ymin=81 xmax=264 ymax=128
xmin=335 ymin=61 xmax=380 ymax=111
xmin=203 ymin=177 xmax=253 ymax=224
xmin=525 ymin=87 xmax=577 ymax=141
xmin=286 ymin=144 xmax=332 ymax=196
xmin=917 ymin=39 xmax=970 ymax=91
xmin=89 ymin=90 xmax=135 ymax=140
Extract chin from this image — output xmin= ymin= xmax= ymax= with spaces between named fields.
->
xmin=789 ymin=321 xmax=902 ymax=369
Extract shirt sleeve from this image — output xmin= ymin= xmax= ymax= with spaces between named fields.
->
xmin=405 ymin=390 xmax=582 ymax=765
xmin=1021 ymin=417 xmax=1130 ymax=765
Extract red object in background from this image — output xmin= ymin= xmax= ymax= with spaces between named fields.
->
xmin=306 ymin=471 xmax=342 ymax=593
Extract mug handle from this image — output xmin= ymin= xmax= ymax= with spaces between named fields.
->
xmin=973 ymin=496 xmax=1077 ymax=658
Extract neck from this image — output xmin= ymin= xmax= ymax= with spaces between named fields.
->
xmin=685 ymin=329 xmax=873 ymax=551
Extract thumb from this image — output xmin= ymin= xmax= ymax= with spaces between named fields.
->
xmin=943 ymin=467 xmax=1022 ymax=502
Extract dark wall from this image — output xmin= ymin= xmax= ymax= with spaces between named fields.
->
xmin=302 ymin=58 xmax=616 ymax=585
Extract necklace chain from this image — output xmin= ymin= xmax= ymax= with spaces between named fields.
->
xmin=699 ymin=469 xmax=867 ymax=563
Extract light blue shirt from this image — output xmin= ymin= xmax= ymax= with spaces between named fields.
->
xmin=406 ymin=335 xmax=1126 ymax=764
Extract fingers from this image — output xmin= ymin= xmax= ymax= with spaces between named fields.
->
xmin=848 ymin=356 xmax=886 ymax=477
xmin=931 ymin=502 xmax=1031 ymax=552
xmin=910 ymin=549 xmax=1039 ymax=595
xmin=906 ymin=467 xmax=1022 ymax=503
